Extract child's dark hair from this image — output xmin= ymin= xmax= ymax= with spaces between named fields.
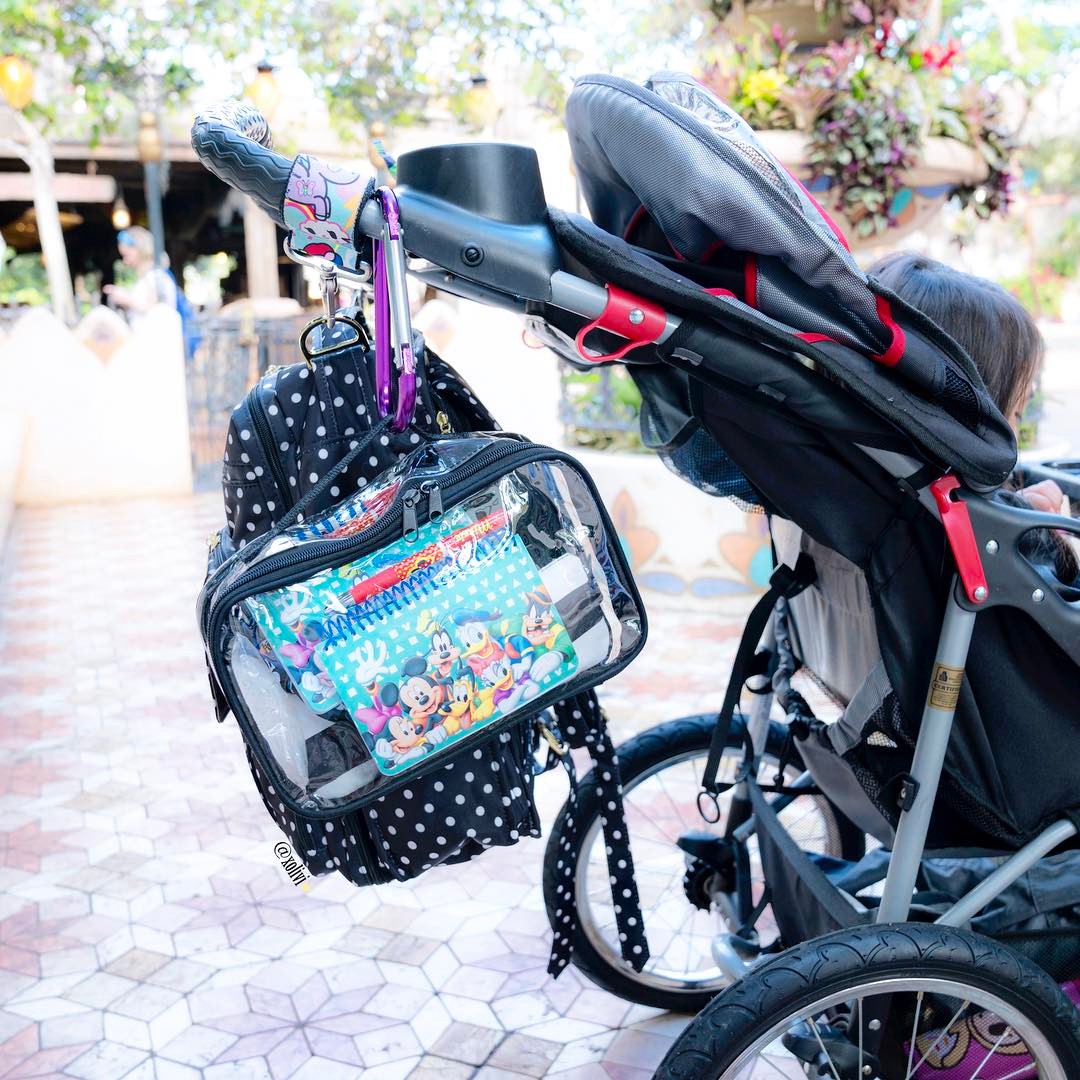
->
xmin=870 ymin=252 xmax=1076 ymax=584
xmin=870 ymin=252 xmax=1044 ymax=429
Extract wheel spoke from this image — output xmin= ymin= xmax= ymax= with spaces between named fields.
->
xmin=568 ymin=741 xmax=844 ymax=995
xmin=857 ymin=995 xmax=863 ymax=1078
xmin=904 ymin=999 xmax=970 ymax=1080
xmin=970 ymin=1023 xmax=1014 ymax=1080
xmin=993 ymin=1060 xmax=1039 ymax=1080
xmin=905 ymin=990 xmax=924 ymax=1079
xmin=808 ymin=1016 xmax=843 ymax=1080
xmin=656 ymin=768 xmax=699 ymax=832
xmin=623 ymin=800 xmax=689 ymax=846
xmin=756 ymin=1052 xmax=799 ymax=1079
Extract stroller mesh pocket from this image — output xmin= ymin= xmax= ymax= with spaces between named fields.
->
xmin=996 ymin=927 xmax=1080 ymax=985
xmin=633 ymin=365 xmax=760 ymax=507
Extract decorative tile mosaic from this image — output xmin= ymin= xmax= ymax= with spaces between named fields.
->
xmin=0 ymin=494 xmax=756 ymax=1078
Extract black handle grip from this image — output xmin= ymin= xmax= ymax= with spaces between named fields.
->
xmin=190 ymin=102 xmax=293 ymax=225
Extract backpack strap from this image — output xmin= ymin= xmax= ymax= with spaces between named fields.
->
xmin=545 ymin=690 xmax=650 ymax=976
xmin=701 ymin=554 xmax=817 ymax=797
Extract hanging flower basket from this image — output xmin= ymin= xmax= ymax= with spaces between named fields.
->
xmin=758 ymin=129 xmax=989 ymax=246
xmin=697 ymin=6 xmax=1015 ymax=242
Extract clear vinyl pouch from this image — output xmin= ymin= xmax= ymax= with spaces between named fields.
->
xmin=203 ymin=435 xmax=646 ymax=815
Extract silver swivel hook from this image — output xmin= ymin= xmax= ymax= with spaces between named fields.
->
xmin=320 ymin=261 xmax=339 ymax=330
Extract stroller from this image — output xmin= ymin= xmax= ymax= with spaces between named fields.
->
xmin=193 ymin=69 xmax=1080 ymax=1079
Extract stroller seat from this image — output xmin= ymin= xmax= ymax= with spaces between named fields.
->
xmin=554 ymin=70 xmax=1080 ymax=855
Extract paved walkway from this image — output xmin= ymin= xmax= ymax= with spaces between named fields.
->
xmin=0 ymin=494 xmax=752 ymax=1080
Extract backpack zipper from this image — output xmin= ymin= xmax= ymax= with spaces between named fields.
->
xmin=204 ymin=437 xmax=524 ymax=642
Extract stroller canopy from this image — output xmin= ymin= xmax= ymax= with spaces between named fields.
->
xmin=555 ymin=73 xmax=1078 ymax=852
xmin=562 ymin=71 xmax=1017 ymax=489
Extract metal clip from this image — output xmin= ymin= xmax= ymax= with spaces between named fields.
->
xmin=320 ymin=262 xmax=339 ymax=329
xmin=281 ymin=237 xmax=373 ymax=290
xmin=298 ymin=314 xmax=369 ymax=370
xmin=373 ymin=187 xmax=418 ymax=433
xmin=539 ymin=723 xmax=568 ymax=758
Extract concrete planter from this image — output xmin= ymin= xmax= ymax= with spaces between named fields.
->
xmin=758 ymin=130 xmax=988 ymax=246
xmin=723 ymin=0 xmax=846 ymax=46
xmin=0 ymin=305 xmax=193 ymax=506
xmin=571 ymin=447 xmax=771 ymax=611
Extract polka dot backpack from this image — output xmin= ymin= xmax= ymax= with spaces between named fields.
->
xmin=220 ymin=309 xmax=495 ymax=547
xmin=200 ymin=316 xmax=652 ymax=976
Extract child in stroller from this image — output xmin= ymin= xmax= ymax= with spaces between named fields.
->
xmin=775 ymin=252 xmax=1076 ymax=711
xmin=872 ymin=252 xmax=1076 ymax=586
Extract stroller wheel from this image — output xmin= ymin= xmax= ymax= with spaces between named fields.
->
xmin=542 ymin=713 xmax=865 ymax=1012
xmin=658 ymin=923 xmax=1080 ymax=1080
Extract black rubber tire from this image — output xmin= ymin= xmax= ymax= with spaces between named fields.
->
xmin=542 ymin=712 xmax=865 ymax=1012
xmin=658 ymin=923 xmax=1080 ymax=1079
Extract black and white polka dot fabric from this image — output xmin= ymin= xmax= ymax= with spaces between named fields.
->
xmin=244 ymin=724 xmax=541 ymax=887
xmin=207 ymin=324 xmax=648 ymax=976
xmin=546 ymin=691 xmax=650 ymax=975
xmin=221 ymin=310 xmax=496 ymax=545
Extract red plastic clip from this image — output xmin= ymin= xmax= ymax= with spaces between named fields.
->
xmin=574 ymin=284 xmax=667 ymax=363
xmin=930 ymin=476 xmax=989 ymax=604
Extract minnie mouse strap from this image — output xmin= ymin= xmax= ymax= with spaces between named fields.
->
xmin=283 ymin=154 xmax=371 ymax=273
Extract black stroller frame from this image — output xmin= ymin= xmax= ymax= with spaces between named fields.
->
xmin=724 ymin=524 xmax=1080 ymax=970
xmin=191 ymin=73 xmax=1080 ymax=1076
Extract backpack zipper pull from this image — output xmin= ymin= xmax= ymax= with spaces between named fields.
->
xmin=402 ymin=489 xmax=420 ymax=542
xmin=421 ymin=481 xmax=442 ymax=522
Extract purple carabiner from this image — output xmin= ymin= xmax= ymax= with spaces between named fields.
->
xmin=372 ymin=188 xmax=418 ymax=433
xmin=373 ymin=237 xmax=393 ymax=419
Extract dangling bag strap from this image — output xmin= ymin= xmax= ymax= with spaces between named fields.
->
xmin=700 ymin=554 xmax=817 ymax=799
xmin=545 ymin=690 xmax=650 ymax=976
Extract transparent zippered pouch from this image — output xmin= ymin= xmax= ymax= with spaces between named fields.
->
xmin=210 ymin=435 xmax=646 ymax=813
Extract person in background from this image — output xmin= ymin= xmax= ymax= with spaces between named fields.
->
xmin=104 ymin=226 xmax=202 ymax=358
xmin=104 ymin=227 xmax=176 ymax=320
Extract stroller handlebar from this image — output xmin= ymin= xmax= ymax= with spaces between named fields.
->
xmin=190 ymin=102 xmax=293 ymax=226
xmin=187 ymin=107 xmax=676 ymax=363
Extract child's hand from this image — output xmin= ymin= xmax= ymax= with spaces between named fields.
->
xmin=1021 ymin=479 xmax=1065 ymax=515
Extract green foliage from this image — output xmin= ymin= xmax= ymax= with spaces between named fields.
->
xmin=998 ymin=271 xmax=1067 ymax=322
xmin=1026 ymin=137 xmax=1080 ymax=197
xmin=690 ymin=6 xmax=1030 ymax=237
xmin=1044 ymin=213 xmax=1080 ymax=280
xmin=941 ymin=0 xmax=1080 ymax=93
xmin=803 ymin=49 xmax=924 ymax=238
xmin=1 ymin=0 xmax=575 ymax=134
xmin=560 ymin=365 xmax=644 ymax=452
xmin=0 ymin=249 xmax=49 ymax=306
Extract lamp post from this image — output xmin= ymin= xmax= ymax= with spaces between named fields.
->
xmin=242 ymin=61 xmax=281 ymax=299
xmin=0 ymin=56 xmax=34 ymax=109
xmin=0 ymin=55 xmax=76 ymax=322
xmin=461 ymin=73 xmax=501 ymax=133
xmin=137 ymin=104 xmax=166 ymax=271
xmin=247 ymin=61 xmax=283 ymax=123
xmin=111 ymin=195 xmax=131 ymax=231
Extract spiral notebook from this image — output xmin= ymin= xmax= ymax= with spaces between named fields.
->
xmin=248 ymin=510 xmax=579 ymax=775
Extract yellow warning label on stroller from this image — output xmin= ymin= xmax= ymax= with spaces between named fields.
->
xmin=928 ymin=664 xmax=964 ymax=710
